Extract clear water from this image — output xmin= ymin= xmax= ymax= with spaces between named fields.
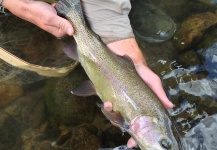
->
xmin=0 ymin=0 xmax=217 ymax=149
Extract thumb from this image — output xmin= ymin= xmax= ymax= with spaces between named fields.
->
xmin=56 ymin=16 xmax=74 ymax=36
xmin=47 ymin=15 xmax=74 ymax=37
xmin=51 ymin=3 xmax=74 ymax=36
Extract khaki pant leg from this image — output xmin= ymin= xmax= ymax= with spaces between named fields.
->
xmin=82 ymin=0 xmax=134 ymax=44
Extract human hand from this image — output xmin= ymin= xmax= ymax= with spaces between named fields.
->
xmin=107 ymin=38 xmax=174 ymax=109
xmin=2 ymin=0 xmax=73 ymax=37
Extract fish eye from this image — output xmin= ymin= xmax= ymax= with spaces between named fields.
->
xmin=159 ymin=138 xmax=172 ymax=149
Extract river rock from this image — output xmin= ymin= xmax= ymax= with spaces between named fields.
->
xmin=4 ymin=89 xmax=46 ymax=128
xmin=196 ymin=30 xmax=217 ymax=75
xmin=68 ymin=124 xmax=101 ymax=150
xmin=197 ymin=0 xmax=217 ymax=7
xmin=184 ymin=114 xmax=217 ymax=150
xmin=45 ymin=65 xmax=97 ymax=126
xmin=178 ymin=50 xmax=202 ymax=67
xmin=0 ymin=111 xmax=22 ymax=150
xmin=0 ymin=82 xmax=23 ymax=107
xmin=21 ymin=128 xmax=53 ymax=150
xmin=174 ymin=12 xmax=217 ymax=51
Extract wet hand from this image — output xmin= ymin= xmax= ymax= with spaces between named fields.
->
xmin=135 ymin=64 xmax=174 ymax=109
xmin=2 ymin=0 xmax=73 ymax=37
xmin=107 ymin=38 xmax=174 ymax=109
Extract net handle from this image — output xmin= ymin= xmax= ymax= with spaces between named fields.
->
xmin=0 ymin=47 xmax=78 ymax=77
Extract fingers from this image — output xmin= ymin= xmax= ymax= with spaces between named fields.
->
xmin=51 ymin=3 xmax=56 ymax=7
xmin=135 ymin=64 xmax=174 ymax=109
xmin=51 ymin=2 xmax=74 ymax=37
xmin=45 ymin=15 xmax=74 ymax=37
xmin=127 ymin=137 xmax=137 ymax=148
xmin=103 ymin=101 xmax=113 ymax=112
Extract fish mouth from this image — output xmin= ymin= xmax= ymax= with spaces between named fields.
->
xmin=129 ymin=115 xmax=176 ymax=150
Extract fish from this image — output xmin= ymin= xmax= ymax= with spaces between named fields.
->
xmin=55 ymin=0 xmax=183 ymax=149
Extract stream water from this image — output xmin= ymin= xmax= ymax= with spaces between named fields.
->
xmin=0 ymin=0 xmax=217 ymax=150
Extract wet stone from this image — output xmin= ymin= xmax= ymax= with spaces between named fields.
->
xmin=21 ymin=128 xmax=53 ymax=150
xmin=184 ymin=114 xmax=217 ymax=150
xmin=174 ymin=12 xmax=217 ymax=52
xmin=101 ymin=126 xmax=130 ymax=148
xmin=68 ymin=124 xmax=101 ymax=150
xmin=0 ymin=111 xmax=22 ymax=150
xmin=0 ymin=82 xmax=23 ymax=107
xmin=55 ymin=125 xmax=72 ymax=146
xmin=45 ymin=66 xmax=97 ymax=126
xmin=178 ymin=50 xmax=202 ymax=67
xmin=197 ymin=0 xmax=217 ymax=7
xmin=4 ymin=89 xmax=46 ymax=128
xmin=196 ymin=27 xmax=217 ymax=49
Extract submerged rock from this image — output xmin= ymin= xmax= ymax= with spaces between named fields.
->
xmin=21 ymin=128 xmax=53 ymax=150
xmin=45 ymin=66 xmax=97 ymax=126
xmin=184 ymin=114 xmax=217 ymax=150
xmin=174 ymin=12 xmax=217 ymax=51
xmin=68 ymin=124 xmax=101 ymax=150
xmin=198 ymin=41 xmax=217 ymax=75
xmin=0 ymin=111 xmax=22 ymax=150
xmin=4 ymin=89 xmax=46 ymax=128
xmin=178 ymin=50 xmax=202 ymax=67
xmin=0 ymin=82 xmax=23 ymax=107
xmin=197 ymin=0 xmax=217 ymax=7
xmin=163 ymin=65 xmax=217 ymax=133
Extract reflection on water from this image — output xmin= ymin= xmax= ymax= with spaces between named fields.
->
xmin=0 ymin=0 xmax=217 ymax=150
xmin=184 ymin=114 xmax=217 ymax=150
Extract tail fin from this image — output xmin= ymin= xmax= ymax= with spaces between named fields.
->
xmin=55 ymin=0 xmax=84 ymax=20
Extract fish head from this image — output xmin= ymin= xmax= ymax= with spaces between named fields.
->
xmin=130 ymin=115 xmax=179 ymax=150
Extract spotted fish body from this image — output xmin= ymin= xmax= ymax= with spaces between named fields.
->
xmin=56 ymin=0 xmax=182 ymax=149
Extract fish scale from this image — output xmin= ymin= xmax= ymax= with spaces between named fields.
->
xmin=55 ymin=0 xmax=183 ymax=149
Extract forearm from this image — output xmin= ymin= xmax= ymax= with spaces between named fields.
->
xmin=2 ymin=0 xmax=30 ymax=15
xmin=2 ymin=0 xmax=73 ymax=37
xmin=82 ymin=0 xmax=146 ymax=66
xmin=1 ymin=0 xmax=43 ymax=27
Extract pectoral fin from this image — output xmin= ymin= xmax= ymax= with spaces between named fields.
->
xmin=71 ymin=80 xmax=96 ymax=96
xmin=101 ymin=108 xmax=130 ymax=131
xmin=63 ymin=44 xmax=79 ymax=61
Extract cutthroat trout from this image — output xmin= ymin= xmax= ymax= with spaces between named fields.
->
xmin=55 ymin=0 xmax=183 ymax=149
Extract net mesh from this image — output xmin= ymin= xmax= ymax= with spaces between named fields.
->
xmin=0 ymin=14 xmax=75 ymax=84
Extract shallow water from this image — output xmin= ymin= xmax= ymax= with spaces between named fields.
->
xmin=0 ymin=0 xmax=217 ymax=150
